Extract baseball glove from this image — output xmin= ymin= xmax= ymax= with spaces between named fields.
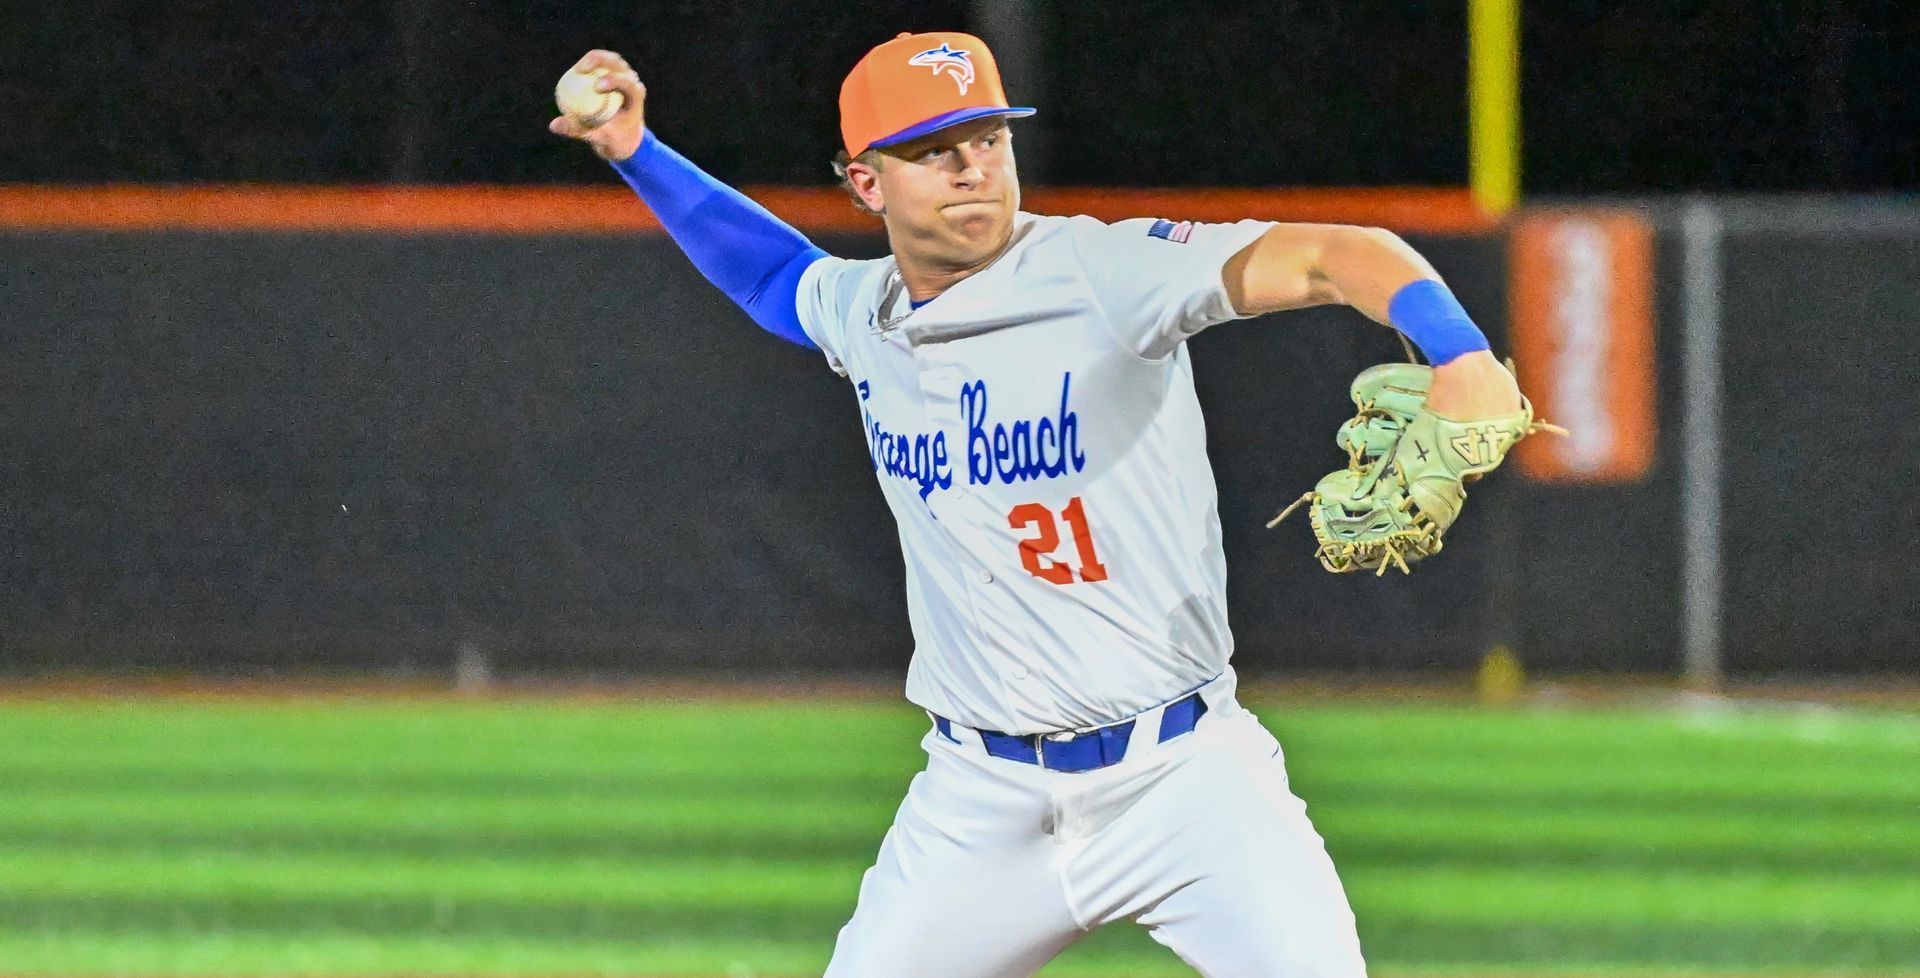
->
xmin=1268 ymin=362 xmax=1564 ymax=576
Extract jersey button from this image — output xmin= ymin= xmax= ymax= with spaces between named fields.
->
xmin=1012 ymin=666 xmax=1029 ymax=680
xmin=977 ymin=569 xmax=994 ymax=584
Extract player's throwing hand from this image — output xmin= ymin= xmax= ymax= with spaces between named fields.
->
xmin=549 ymin=50 xmax=646 ymax=162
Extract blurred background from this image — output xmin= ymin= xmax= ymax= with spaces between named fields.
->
xmin=1 ymin=1 xmax=1916 ymax=977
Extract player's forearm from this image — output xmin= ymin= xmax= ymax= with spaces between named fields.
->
xmin=1311 ymin=228 xmax=1521 ymax=416
xmin=610 ymin=131 xmax=825 ymax=348
xmin=1316 ymin=229 xmax=1483 ymax=360
xmin=1318 ymin=229 xmax=1517 ymax=413
xmin=1311 ymin=225 xmax=1441 ymax=324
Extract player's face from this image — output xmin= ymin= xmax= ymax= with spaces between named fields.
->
xmin=866 ymin=120 xmax=1019 ymax=269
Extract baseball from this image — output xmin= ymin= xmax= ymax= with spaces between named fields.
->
xmin=554 ymin=66 xmax=624 ymax=128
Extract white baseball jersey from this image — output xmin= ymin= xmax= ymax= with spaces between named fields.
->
xmin=796 ymin=211 xmax=1274 ymax=734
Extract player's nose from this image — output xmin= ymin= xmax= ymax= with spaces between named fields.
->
xmin=951 ymin=142 xmax=996 ymax=183
xmin=952 ymin=157 xmax=987 ymax=188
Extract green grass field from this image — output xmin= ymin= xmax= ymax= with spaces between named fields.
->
xmin=1 ymin=690 xmax=1916 ymax=977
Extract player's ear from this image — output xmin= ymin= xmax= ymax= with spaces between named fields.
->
xmin=845 ymin=158 xmax=885 ymax=215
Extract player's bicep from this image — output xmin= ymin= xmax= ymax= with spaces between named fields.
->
xmin=1221 ymin=224 xmax=1349 ymax=317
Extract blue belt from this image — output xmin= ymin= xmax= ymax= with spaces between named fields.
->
xmin=933 ymin=692 xmax=1209 ymax=773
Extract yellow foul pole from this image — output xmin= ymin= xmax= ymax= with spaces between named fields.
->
xmin=1469 ymin=0 xmax=1521 ymax=217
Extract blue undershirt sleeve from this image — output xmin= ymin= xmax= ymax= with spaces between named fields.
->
xmin=609 ymin=130 xmax=826 ymax=349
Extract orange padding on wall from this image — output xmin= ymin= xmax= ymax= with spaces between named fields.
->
xmin=0 ymin=185 xmax=1493 ymax=235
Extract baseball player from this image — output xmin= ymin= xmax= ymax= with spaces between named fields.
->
xmin=552 ymin=31 xmax=1523 ymax=978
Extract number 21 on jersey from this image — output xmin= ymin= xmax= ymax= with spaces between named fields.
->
xmin=1007 ymin=496 xmax=1109 ymax=584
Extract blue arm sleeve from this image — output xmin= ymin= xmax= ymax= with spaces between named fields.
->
xmin=609 ymin=131 xmax=826 ymax=350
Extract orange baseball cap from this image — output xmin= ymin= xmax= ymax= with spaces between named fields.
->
xmin=839 ymin=31 xmax=1036 ymax=158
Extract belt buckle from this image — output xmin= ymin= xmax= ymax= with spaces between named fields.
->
xmin=1037 ymin=729 xmax=1082 ymax=771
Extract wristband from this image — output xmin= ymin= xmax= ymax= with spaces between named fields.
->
xmin=1386 ymin=279 xmax=1490 ymax=366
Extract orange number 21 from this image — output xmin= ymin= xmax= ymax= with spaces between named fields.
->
xmin=1007 ymin=496 xmax=1110 ymax=585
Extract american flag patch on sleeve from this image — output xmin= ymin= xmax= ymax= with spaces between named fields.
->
xmin=1147 ymin=219 xmax=1194 ymax=243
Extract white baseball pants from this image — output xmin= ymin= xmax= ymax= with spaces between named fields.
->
xmin=822 ymin=686 xmax=1369 ymax=978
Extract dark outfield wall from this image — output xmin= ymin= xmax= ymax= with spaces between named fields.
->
xmin=6 ymin=2 xmax=1915 ymax=193
xmin=1704 ymin=219 xmax=1918 ymax=673
xmin=1 ymin=223 xmax=1910 ymax=678
xmin=1510 ymin=210 xmax=1920 ymax=676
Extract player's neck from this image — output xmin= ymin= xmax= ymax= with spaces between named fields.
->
xmin=892 ymin=237 xmax=1015 ymax=304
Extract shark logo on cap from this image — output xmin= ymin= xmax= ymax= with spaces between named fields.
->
xmin=909 ymin=43 xmax=975 ymax=95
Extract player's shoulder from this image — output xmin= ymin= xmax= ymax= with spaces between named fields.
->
xmin=1053 ymin=213 xmax=1279 ymax=271
xmin=1039 ymin=211 xmax=1205 ymax=250
xmin=795 ymin=253 xmax=897 ymax=368
xmin=801 ymin=252 xmax=895 ymax=295
xmin=1010 ymin=211 xmax=1159 ymax=261
xmin=799 ymin=252 xmax=899 ymax=325
xmin=1002 ymin=213 xmax=1228 ymax=291
xmin=1021 ymin=211 xmax=1150 ymax=236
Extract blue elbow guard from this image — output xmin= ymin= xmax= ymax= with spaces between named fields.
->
xmin=1387 ymin=280 xmax=1491 ymax=366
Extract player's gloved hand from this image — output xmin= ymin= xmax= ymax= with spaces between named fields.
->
xmin=549 ymin=50 xmax=647 ymax=162
xmin=1268 ymin=361 xmax=1564 ymax=576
